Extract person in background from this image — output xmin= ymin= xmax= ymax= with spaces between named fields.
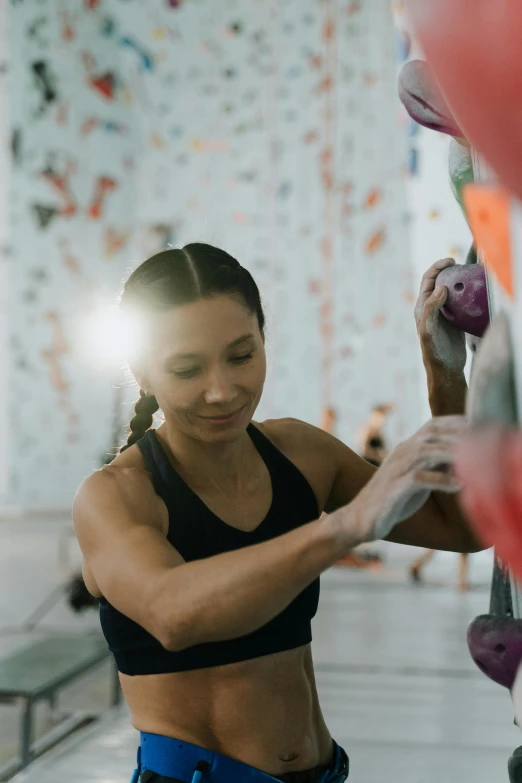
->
xmin=358 ymin=404 xmax=394 ymax=467
xmin=335 ymin=405 xmax=393 ymax=568
xmin=409 ymin=549 xmax=470 ymax=591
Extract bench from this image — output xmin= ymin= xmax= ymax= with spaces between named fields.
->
xmin=0 ymin=633 xmax=121 ymax=779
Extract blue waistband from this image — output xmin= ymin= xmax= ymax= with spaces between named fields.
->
xmin=132 ymin=732 xmax=349 ymax=783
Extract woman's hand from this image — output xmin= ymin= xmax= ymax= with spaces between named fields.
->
xmin=335 ymin=416 xmax=467 ymax=543
xmin=415 ymin=258 xmax=467 ymax=375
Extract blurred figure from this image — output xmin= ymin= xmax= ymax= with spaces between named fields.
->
xmin=335 ymin=404 xmax=394 ymax=569
xmin=358 ymin=404 xmax=394 ymax=467
xmin=409 ymin=550 xmax=470 ymax=590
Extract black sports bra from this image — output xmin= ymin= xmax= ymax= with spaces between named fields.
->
xmin=99 ymin=423 xmax=321 ymax=674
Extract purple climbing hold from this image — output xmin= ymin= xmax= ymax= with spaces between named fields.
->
xmin=398 ymin=60 xmax=463 ymax=138
xmin=467 ymin=614 xmax=522 ymax=690
xmin=435 ymin=262 xmax=490 ymax=338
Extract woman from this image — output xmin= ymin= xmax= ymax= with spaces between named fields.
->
xmin=74 ymin=247 xmax=479 ymax=783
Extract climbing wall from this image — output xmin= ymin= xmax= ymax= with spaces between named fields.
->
xmin=9 ymin=0 xmax=422 ymax=508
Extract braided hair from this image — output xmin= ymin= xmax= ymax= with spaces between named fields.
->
xmin=120 ymin=391 xmax=160 ymax=452
xmin=119 ymin=243 xmax=265 ymax=451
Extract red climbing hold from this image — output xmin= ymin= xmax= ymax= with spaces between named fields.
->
xmin=90 ymin=73 xmax=116 ymax=100
xmin=405 ymin=0 xmax=522 ymax=202
xmin=455 ymin=427 xmax=522 ymax=579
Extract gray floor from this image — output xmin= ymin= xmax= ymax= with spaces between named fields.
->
xmin=2 ymin=515 xmax=521 ymax=782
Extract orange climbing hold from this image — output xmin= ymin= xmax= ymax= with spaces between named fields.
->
xmin=363 ymin=188 xmax=382 ymax=209
xmin=463 ymin=183 xmax=513 ymax=298
xmin=365 ymin=228 xmax=386 ymax=255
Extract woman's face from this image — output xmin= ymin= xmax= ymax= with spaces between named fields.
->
xmin=140 ymin=295 xmax=266 ymax=443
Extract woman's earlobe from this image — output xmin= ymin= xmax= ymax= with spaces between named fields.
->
xmin=132 ymin=368 xmax=149 ymax=394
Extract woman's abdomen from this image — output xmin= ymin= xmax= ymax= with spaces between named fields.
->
xmin=120 ymin=644 xmax=332 ymax=775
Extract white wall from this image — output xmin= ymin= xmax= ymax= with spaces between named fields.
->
xmin=8 ymin=0 xmax=423 ymax=508
xmin=0 ymin=0 xmax=9 ymax=503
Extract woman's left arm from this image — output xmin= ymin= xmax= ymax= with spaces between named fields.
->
xmin=324 ymin=258 xmax=483 ymax=552
xmin=386 ymin=257 xmax=480 ymax=551
xmin=415 ymin=256 xmax=468 ymax=414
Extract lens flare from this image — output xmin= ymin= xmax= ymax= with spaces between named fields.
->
xmin=76 ymin=305 xmax=144 ymax=369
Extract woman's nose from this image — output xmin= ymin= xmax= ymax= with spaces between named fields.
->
xmin=203 ymin=370 xmax=238 ymax=404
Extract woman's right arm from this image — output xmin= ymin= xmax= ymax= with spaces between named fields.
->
xmin=74 ymin=417 xmax=464 ymax=653
xmin=73 ymin=466 xmax=357 ymax=653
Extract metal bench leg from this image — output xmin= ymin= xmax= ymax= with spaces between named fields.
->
xmin=48 ymin=691 xmax=59 ymax=721
xmin=111 ymin=664 xmax=122 ymax=707
xmin=20 ymin=698 xmax=33 ymax=769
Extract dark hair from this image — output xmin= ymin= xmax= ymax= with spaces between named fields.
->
xmin=119 ymin=243 xmax=265 ymax=451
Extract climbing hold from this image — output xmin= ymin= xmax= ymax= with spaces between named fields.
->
xmin=405 ymin=0 xmax=522 ymax=202
xmin=463 ymin=184 xmax=513 ymax=299
xmin=435 ymin=262 xmax=489 ymax=337
xmin=466 ymin=311 xmax=517 ymax=427
xmin=455 ymin=426 xmax=522 ymax=575
xmin=398 ymin=59 xmax=462 ymax=137
xmin=467 ymin=615 xmax=522 ymax=690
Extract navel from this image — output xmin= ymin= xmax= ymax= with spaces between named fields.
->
xmin=278 ymin=751 xmax=300 ymax=763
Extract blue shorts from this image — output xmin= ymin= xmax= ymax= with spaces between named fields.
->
xmin=131 ymin=732 xmax=349 ymax=783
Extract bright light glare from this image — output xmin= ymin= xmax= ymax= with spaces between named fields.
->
xmin=77 ymin=306 xmax=143 ymax=369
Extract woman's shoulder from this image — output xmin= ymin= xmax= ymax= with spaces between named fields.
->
xmin=255 ymin=418 xmax=339 ymax=512
xmin=75 ymin=447 xmax=169 ymax=541
xmin=256 ymin=417 xmax=333 ymax=454
xmin=77 ymin=443 xmax=162 ymax=519
xmin=108 ymin=441 xmax=149 ymax=472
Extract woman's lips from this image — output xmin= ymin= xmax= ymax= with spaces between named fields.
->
xmin=199 ymin=406 xmax=245 ymax=424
